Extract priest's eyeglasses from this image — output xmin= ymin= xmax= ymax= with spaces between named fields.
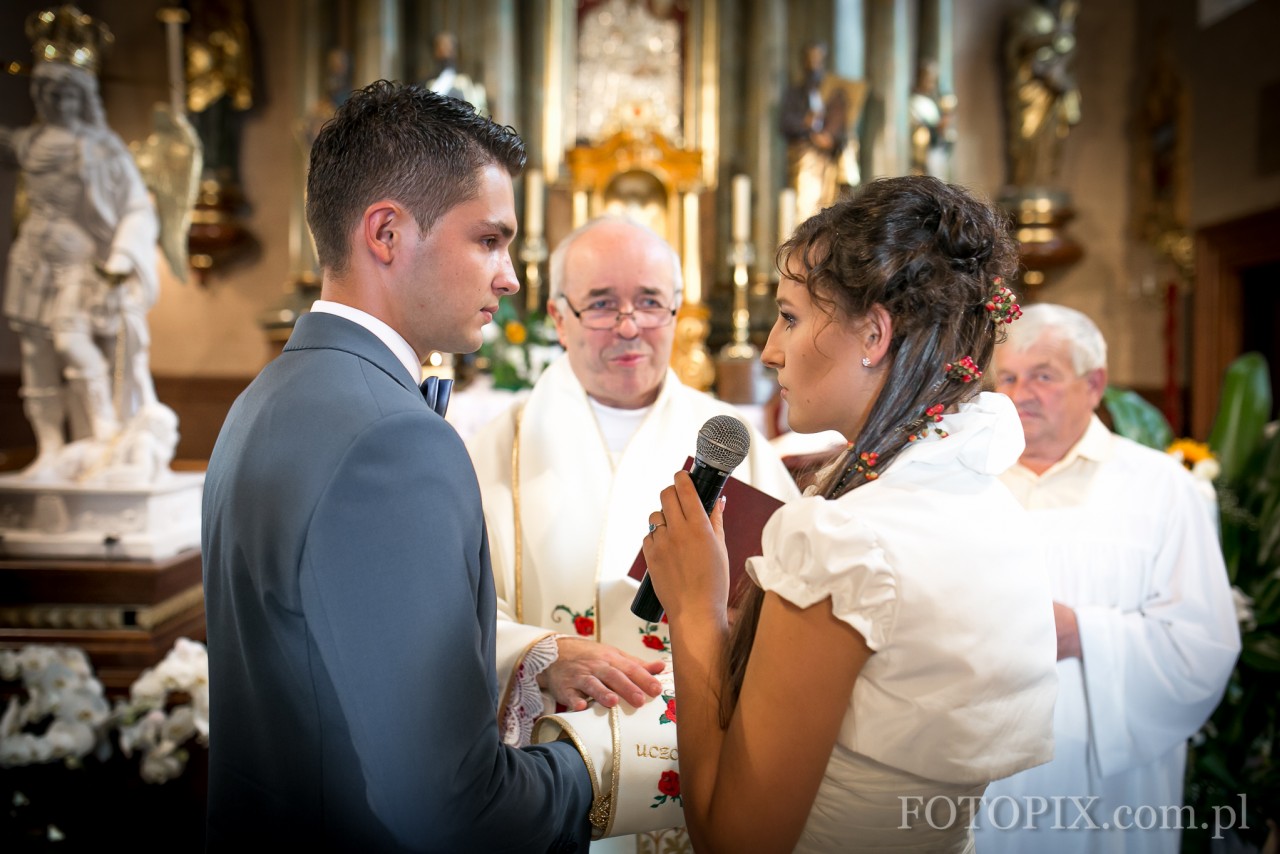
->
xmin=558 ymin=294 xmax=677 ymax=331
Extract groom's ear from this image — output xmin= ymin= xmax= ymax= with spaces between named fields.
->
xmin=361 ymin=200 xmax=408 ymax=267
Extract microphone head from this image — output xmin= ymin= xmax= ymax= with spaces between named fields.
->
xmin=696 ymin=415 xmax=751 ymax=473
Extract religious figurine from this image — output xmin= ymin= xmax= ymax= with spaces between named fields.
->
xmin=183 ymin=0 xmax=255 ymax=274
xmin=185 ymin=0 xmax=253 ymax=184
xmin=997 ymin=0 xmax=1085 ymax=285
xmin=1003 ymin=0 xmax=1081 ymax=189
xmin=131 ymin=102 xmax=203 ymax=282
xmin=780 ymin=41 xmax=864 ymax=221
xmin=908 ymin=58 xmax=956 ymax=179
xmin=0 ymin=5 xmax=178 ymax=483
xmin=425 ymin=31 xmax=488 ymax=116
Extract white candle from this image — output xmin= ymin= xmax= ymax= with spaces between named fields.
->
xmin=731 ymin=174 xmax=751 ymax=243
xmin=525 ymin=169 xmax=544 ymax=238
xmin=778 ymin=188 xmax=798 ymax=245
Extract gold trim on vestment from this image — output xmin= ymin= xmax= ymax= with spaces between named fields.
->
xmin=533 ymin=714 xmax=608 ymax=840
xmin=606 ymin=703 xmax=622 ymax=839
xmin=512 ymin=403 xmax=525 ymax=624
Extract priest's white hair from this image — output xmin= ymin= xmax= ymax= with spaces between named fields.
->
xmin=547 ymin=215 xmax=683 ymax=307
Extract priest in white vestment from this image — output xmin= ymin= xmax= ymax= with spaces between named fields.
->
xmin=978 ymin=304 xmax=1240 ymax=854
xmin=467 ymin=218 xmax=799 ymax=853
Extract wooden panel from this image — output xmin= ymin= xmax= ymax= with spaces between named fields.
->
xmin=1192 ymin=208 xmax=1280 ymax=438
xmin=153 ymin=376 xmax=251 ymax=460
xmin=0 ymin=374 xmax=251 ymax=465
xmin=0 ymin=549 xmax=202 ymax=605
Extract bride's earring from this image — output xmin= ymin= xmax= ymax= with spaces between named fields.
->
xmin=861 ymin=357 xmax=872 ymax=368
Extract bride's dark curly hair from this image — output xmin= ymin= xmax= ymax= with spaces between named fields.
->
xmin=720 ymin=175 xmax=1019 ymax=725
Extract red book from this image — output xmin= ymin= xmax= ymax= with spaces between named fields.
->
xmin=627 ymin=457 xmax=786 ymax=602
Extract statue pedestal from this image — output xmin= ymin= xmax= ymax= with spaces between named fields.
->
xmin=0 ymin=548 xmax=205 ymax=693
xmin=0 ymin=472 xmax=203 ymax=561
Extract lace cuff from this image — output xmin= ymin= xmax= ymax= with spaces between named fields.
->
xmin=500 ymin=633 xmax=559 ymax=747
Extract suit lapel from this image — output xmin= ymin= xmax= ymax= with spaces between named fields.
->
xmin=284 ymin=312 xmax=420 ymax=397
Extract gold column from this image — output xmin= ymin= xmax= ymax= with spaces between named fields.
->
xmin=353 ymin=0 xmax=400 ymax=86
xmin=542 ymin=0 xmax=575 ymax=182
xmin=865 ymin=0 xmax=912 ymax=178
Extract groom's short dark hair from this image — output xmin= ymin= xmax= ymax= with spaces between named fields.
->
xmin=305 ymin=80 xmax=525 ymax=274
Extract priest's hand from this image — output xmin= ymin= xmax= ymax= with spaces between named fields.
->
xmin=538 ymin=637 xmax=664 ymax=711
xmin=1054 ymin=601 xmax=1081 ymax=660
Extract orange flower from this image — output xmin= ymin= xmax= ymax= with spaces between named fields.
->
xmin=504 ymin=320 xmax=528 ymax=345
xmin=1166 ymin=438 xmax=1214 ymax=469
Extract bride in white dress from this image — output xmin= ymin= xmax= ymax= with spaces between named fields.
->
xmin=641 ymin=175 xmax=1060 ymax=853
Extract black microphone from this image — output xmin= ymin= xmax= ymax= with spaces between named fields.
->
xmin=631 ymin=414 xmax=752 ymax=622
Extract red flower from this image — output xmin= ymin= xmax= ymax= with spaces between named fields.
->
xmin=642 ymin=634 xmax=666 ymax=651
xmin=574 ymin=616 xmax=595 ymax=636
xmin=665 ymin=698 xmax=677 ymax=723
xmin=658 ymin=770 xmax=680 ymax=798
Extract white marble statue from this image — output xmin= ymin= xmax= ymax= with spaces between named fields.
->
xmin=1 ymin=56 xmax=176 ymax=484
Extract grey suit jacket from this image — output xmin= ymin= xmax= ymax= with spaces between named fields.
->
xmin=202 ymin=312 xmax=591 ymax=852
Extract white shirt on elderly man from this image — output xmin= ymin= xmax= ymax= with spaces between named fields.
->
xmin=977 ymin=415 xmax=1240 ymax=854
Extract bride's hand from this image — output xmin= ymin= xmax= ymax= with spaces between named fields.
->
xmin=641 ymin=471 xmax=730 ymax=623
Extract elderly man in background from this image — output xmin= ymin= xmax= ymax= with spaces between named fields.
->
xmin=978 ymin=303 xmax=1239 ymax=853
xmin=467 ymin=216 xmax=799 ymax=852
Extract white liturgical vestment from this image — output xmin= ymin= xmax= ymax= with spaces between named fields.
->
xmin=466 ymin=356 xmax=799 ymax=733
xmin=977 ymin=416 xmax=1240 ymax=854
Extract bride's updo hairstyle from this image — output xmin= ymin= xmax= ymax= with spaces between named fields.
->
xmin=787 ymin=174 xmax=1019 ymax=498
xmin=720 ymin=176 xmax=1019 ymax=723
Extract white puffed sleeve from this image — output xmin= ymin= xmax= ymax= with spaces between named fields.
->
xmin=745 ymin=496 xmax=898 ymax=650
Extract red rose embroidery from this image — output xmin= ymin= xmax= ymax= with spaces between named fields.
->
xmin=638 ymin=623 xmax=670 ymax=653
xmin=658 ymin=692 xmax=676 ymax=725
xmin=652 ymin=769 xmax=683 ymax=807
xmin=553 ymin=605 xmax=595 ymax=637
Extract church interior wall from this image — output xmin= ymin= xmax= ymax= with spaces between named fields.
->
xmin=1167 ymin=0 xmax=1280 ymax=230
xmin=0 ymin=0 xmax=1272 ymax=459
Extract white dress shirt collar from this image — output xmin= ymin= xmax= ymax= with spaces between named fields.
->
xmin=310 ymin=300 xmax=422 ymax=384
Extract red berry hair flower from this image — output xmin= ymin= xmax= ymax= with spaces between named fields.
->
xmin=985 ymin=279 xmax=1023 ymax=324
xmin=906 ymin=404 xmax=950 ymax=442
xmin=945 ymin=355 xmax=983 ymax=383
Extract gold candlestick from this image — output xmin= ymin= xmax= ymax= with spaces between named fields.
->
xmin=715 ymin=239 xmax=761 ymax=404
xmin=520 ymin=235 xmax=549 ymax=314
xmin=721 ymin=240 xmax=758 ymax=360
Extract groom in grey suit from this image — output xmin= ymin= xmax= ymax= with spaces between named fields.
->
xmin=202 ymin=82 xmax=592 ymax=851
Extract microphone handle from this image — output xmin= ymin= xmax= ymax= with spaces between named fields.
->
xmin=631 ymin=461 xmax=732 ymax=623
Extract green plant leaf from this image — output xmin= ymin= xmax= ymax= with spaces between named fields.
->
xmin=1258 ymin=493 xmax=1280 ymax=569
xmin=1240 ymin=632 xmax=1280 ymax=672
xmin=1194 ymin=745 xmax=1242 ymax=791
xmin=1102 ymin=387 xmax=1174 ymax=451
xmin=1250 ymin=570 xmax=1280 ymax=626
xmin=1208 ymin=353 xmax=1272 ymax=486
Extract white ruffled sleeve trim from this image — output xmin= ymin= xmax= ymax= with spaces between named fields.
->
xmin=746 ymin=496 xmax=898 ymax=651
xmin=499 ymin=633 xmax=559 ymax=747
